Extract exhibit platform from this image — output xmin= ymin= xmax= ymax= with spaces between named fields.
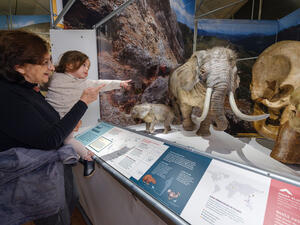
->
xmin=128 ymin=123 xmax=300 ymax=181
xmin=73 ymin=122 xmax=300 ymax=225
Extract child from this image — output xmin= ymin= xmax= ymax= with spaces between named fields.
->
xmin=46 ymin=50 xmax=131 ymax=176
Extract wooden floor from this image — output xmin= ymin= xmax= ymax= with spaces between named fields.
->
xmin=22 ymin=207 xmax=88 ymax=225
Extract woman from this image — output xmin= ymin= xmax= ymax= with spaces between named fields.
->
xmin=0 ymin=30 xmax=103 ymax=224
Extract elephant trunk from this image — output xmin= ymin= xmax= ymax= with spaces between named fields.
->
xmin=210 ymin=87 xmax=270 ymax=131
xmin=210 ymin=83 xmax=229 ymax=131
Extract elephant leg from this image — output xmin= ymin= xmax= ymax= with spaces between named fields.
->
xmin=196 ymin=116 xmax=212 ymax=136
xmin=145 ymin=122 xmax=151 ymax=132
xmin=149 ymin=120 xmax=157 ymax=133
xmin=171 ymin=100 xmax=182 ymax=125
xmin=181 ymin=104 xmax=195 ymax=131
xmin=163 ymin=120 xmax=172 ymax=134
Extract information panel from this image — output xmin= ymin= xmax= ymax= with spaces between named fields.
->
xmin=76 ymin=122 xmax=300 ymax=225
xmin=181 ymin=160 xmax=270 ymax=225
xmin=131 ymin=145 xmax=211 ymax=214
xmin=264 ymin=179 xmax=300 ymax=225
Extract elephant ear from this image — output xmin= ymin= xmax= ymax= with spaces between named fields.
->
xmin=139 ymin=104 xmax=151 ymax=118
xmin=193 ymin=50 xmax=207 ymax=67
xmin=194 ymin=50 xmax=207 ymax=75
xmin=179 ymin=50 xmax=207 ymax=91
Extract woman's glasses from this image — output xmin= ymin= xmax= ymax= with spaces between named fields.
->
xmin=40 ymin=57 xmax=53 ymax=69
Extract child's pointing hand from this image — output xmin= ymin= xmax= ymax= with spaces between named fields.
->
xmin=120 ymin=79 xmax=132 ymax=90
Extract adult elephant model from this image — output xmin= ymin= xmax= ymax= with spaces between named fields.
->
xmin=169 ymin=46 xmax=269 ymax=136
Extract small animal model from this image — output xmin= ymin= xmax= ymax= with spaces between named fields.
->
xmin=131 ymin=103 xmax=175 ymax=134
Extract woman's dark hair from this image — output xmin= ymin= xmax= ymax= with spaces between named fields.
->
xmin=55 ymin=50 xmax=89 ymax=73
xmin=0 ymin=30 xmax=50 ymax=83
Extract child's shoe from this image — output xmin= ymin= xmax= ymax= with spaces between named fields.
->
xmin=83 ymin=160 xmax=95 ymax=177
xmin=79 ymin=158 xmax=95 ymax=177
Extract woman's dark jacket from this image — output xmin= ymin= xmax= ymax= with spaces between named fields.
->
xmin=0 ymin=76 xmax=88 ymax=224
xmin=0 ymin=78 xmax=87 ymax=151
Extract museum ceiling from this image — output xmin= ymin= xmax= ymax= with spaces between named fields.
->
xmin=0 ymin=0 xmax=299 ymax=19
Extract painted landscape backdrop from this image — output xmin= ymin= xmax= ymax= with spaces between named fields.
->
xmin=62 ymin=0 xmax=300 ymax=135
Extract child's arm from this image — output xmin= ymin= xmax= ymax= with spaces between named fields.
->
xmin=86 ymin=79 xmax=131 ymax=92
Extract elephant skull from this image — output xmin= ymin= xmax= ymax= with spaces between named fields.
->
xmin=270 ymin=87 xmax=300 ymax=164
xmin=251 ymin=41 xmax=300 ymax=140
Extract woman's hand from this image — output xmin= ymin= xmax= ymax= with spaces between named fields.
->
xmin=80 ymin=84 xmax=106 ymax=105
xmin=120 ymin=79 xmax=132 ymax=90
xmin=73 ymin=120 xmax=82 ymax=132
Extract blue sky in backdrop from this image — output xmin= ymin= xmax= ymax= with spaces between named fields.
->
xmin=0 ymin=1 xmax=198 ymax=30
xmin=170 ymin=0 xmax=195 ymax=29
xmin=197 ymin=8 xmax=300 ymax=36
xmin=0 ymin=15 xmax=50 ymax=29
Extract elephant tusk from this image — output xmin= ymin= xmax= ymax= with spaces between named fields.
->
xmin=229 ymin=91 xmax=269 ymax=121
xmin=195 ymin=87 xmax=212 ymax=123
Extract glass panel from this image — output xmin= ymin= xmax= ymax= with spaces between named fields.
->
xmin=0 ymin=0 xmax=50 ymax=15
xmin=0 ymin=0 xmax=50 ymax=40
xmin=93 ymin=0 xmax=189 ymax=126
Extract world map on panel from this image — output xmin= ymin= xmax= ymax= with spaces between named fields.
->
xmin=208 ymin=171 xmax=264 ymax=210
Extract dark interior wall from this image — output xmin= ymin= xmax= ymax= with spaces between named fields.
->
xmin=235 ymin=0 xmax=300 ymax=19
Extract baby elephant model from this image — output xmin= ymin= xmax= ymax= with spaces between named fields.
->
xmin=131 ymin=103 xmax=175 ymax=134
xmin=169 ymin=46 xmax=269 ymax=136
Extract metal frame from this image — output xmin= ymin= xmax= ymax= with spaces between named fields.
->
xmin=237 ymin=56 xmax=258 ymax=61
xmin=92 ymin=0 xmax=135 ymax=29
xmin=49 ymin=0 xmax=54 ymax=28
xmin=49 ymin=0 xmax=135 ymax=30
xmin=193 ymin=0 xmax=205 ymax=52
xmin=8 ymin=0 xmax=13 ymax=29
xmin=193 ymin=22 xmax=198 ymax=53
xmin=258 ymin=0 xmax=263 ymax=20
xmin=251 ymin=0 xmax=255 ymax=19
xmin=50 ymin=0 xmax=76 ymax=28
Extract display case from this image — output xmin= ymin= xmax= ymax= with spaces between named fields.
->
xmin=48 ymin=1 xmax=300 ymax=224
xmin=74 ymin=122 xmax=300 ymax=225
